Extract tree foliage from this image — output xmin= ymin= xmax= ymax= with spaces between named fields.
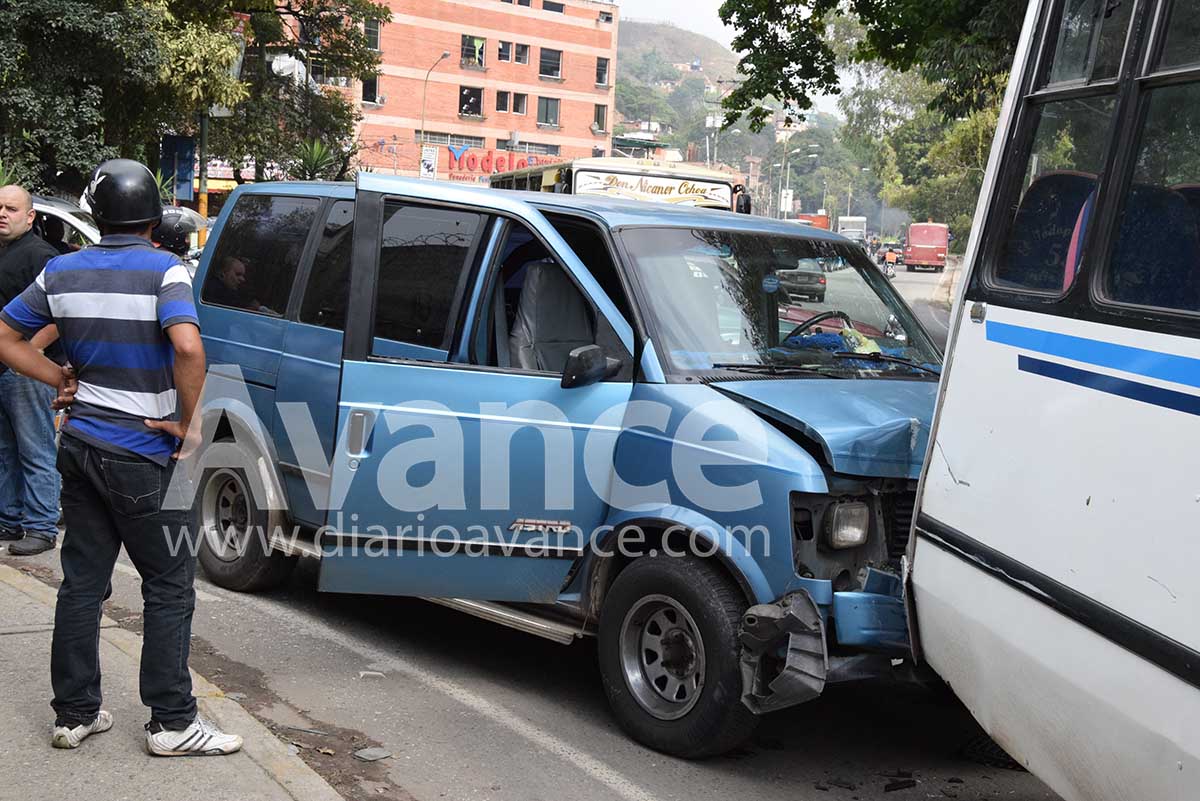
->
xmin=0 ymin=0 xmax=386 ymax=194
xmin=717 ymin=0 xmax=1024 ymax=129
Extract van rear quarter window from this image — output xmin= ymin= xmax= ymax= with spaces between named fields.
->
xmin=372 ymin=202 xmax=482 ymax=352
xmin=202 ymin=194 xmax=320 ymax=315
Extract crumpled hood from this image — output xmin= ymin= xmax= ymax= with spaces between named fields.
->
xmin=711 ymin=379 xmax=936 ymax=479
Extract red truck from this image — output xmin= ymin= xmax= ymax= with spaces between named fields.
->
xmin=793 ymin=213 xmax=831 ymax=230
xmin=905 ymin=222 xmax=949 ymax=272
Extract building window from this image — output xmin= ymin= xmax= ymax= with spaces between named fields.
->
xmin=537 ymin=96 xmax=560 ymax=127
xmin=543 ymin=0 xmax=565 ymax=11
xmin=593 ymin=104 xmax=607 ymax=132
xmin=539 ymin=48 xmax=562 ymax=79
xmin=496 ymin=90 xmax=510 ymax=112
xmin=365 ymin=19 xmax=381 ymax=51
xmin=595 ymin=57 xmax=609 ymax=86
xmin=461 ymin=34 xmax=486 ymax=68
xmin=592 ymin=146 xmax=606 ymax=158
xmin=361 ymin=75 xmax=379 ymax=104
xmin=515 ymin=44 xmax=530 ymax=64
xmin=517 ymin=0 xmax=531 ymax=5
xmin=598 ymin=11 xmax=613 ymax=23
xmin=513 ymin=93 xmax=528 ymax=115
xmin=496 ymin=139 xmax=561 ymax=156
xmin=412 ymin=131 xmax=486 ymax=149
xmin=498 ymin=41 xmax=512 ymax=62
xmin=311 ymin=60 xmax=349 ymax=87
xmin=459 ymin=86 xmax=484 ymax=117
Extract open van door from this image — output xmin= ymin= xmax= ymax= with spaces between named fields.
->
xmin=908 ymin=1 xmax=1200 ymax=800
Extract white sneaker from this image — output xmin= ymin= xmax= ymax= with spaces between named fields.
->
xmin=52 ymin=710 xmax=113 ymax=749
xmin=145 ymin=716 xmax=243 ymax=757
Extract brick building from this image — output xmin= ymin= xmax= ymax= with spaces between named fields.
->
xmin=351 ymin=0 xmax=618 ymax=181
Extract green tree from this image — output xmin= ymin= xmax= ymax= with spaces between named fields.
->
xmin=717 ymin=0 xmax=1022 ymax=129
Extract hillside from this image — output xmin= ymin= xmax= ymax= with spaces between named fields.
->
xmin=617 ymin=20 xmax=740 ymax=83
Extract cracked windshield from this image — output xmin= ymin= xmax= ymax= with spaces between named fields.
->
xmin=624 ymin=227 xmax=940 ymax=377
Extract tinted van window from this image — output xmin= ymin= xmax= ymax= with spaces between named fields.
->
xmin=203 ymin=194 xmax=320 ymax=316
xmin=373 ymin=202 xmax=482 ymax=352
xmin=300 ymin=200 xmax=354 ymax=330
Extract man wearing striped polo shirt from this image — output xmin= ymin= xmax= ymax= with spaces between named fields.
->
xmin=0 ymin=160 xmax=241 ymax=756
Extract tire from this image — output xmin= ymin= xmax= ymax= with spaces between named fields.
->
xmin=906 ymin=265 xmax=914 ymax=272
xmin=195 ymin=463 xmax=295 ymax=592
xmin=815 ymin=293 xmax=825 ymax=303
xmin=598 ymin=555 xmax=758 ymax=758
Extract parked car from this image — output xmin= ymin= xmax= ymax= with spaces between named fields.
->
xmin=191 ymin=176 xmax=941 ymax=758
xmin=777 ymin=257 xmax=827 ymax=301
xmin=32 ymin=194 xmax=100 ymax=251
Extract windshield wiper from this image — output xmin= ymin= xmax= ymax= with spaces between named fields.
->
xmin=710 ymin=362 xmax=844 ymax=377
xmin=831 ymin=352 xmax=941 ymax=376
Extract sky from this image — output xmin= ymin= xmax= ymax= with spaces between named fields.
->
xmin=615 ymin=0 xmax=736 ymax=48
xmin=614 ymin=0 xmax=844 ymax=115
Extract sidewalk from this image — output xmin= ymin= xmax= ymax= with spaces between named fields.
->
xmin=0 ymin=562 xmax=344 ymax=801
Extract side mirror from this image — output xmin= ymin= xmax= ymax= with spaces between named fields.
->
xmin=735 ymin=194 xmax=752 ymax=214
xmin=885 ymin=314 xmax=908 ymax=343
xmin=561 ymin=345 xmax=621 ymax=389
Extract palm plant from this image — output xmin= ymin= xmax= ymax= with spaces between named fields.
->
xmin=292 ymin=140 xmax=337 ymax=180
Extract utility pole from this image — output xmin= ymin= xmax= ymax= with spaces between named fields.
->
xmin=419 ymin=50 xmax=451 ymax=175
xmin=197 ymin=111 xmax=209 ymax=246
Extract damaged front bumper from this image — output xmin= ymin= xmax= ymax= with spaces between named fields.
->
xmin=739 ymin=568 xmax=908 ymax=715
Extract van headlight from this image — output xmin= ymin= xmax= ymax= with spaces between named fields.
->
xmin=825 ymin=501 xmax=870 ymax=549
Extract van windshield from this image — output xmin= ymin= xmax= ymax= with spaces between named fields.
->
xmin=620 ymin=227 xmax=940 ymax=378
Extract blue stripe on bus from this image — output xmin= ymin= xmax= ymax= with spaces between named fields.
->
xmin=1018 ymin=355 xmax=1200 ymax=417
xmin=987 ymin=321 xmax=1200 ymax=389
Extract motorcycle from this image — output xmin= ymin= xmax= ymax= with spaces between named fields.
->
xmin=885 ymin=262 xmax=896 ymax=279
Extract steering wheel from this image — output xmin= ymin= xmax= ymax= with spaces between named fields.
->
xmin=783 ymin=310 xmax=853 ymax=342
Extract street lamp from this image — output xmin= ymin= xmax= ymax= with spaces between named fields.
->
xmin=781 ymin=146 xmax=802 ymax=218
xmin=419 ymin=50 xmax=452 ymax=174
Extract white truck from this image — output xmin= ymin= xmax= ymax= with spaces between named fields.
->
xmin=836 ymin=215 xmax=867 ymax=243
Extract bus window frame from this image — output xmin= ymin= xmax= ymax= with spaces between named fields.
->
xmin=967 ymin=0 xmax=1150 ymax=313
xmin=1086 ymin=0 xmax=1200 ymax=327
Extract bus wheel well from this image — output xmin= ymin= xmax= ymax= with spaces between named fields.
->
xmin=212 ymin=413 xmax=234 ymax=443
xmin=584 ymin=523 xmax=755 ymax=623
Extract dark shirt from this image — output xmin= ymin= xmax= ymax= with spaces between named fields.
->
xmin=0 ymin=229 xmax=62 ymax=370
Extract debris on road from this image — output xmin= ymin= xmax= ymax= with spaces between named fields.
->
xmin=353 ymin=747 xmax=393 ymax=762
xmin=358 ymin=670 xmax=386 ymax=680
xmin=883 ymin=779 xmax=917 ymax=792
xmin=282 ymin=725 xmax=331 ymax=737
xmin=225 ymin=692 xmax=247 ymax=701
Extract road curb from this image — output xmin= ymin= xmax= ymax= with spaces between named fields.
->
xmin=933 ymin=256 xmax=962 ymax=307
xmin=0 ymin=563 xmax=343 ymax=801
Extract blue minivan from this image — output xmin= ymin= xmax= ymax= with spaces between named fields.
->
xmin=190 ymin=174 xmax=940 ymax=757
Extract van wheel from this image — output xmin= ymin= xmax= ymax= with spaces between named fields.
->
xmin=195 ymin=465 xmax=295 ymax=592
xmin=598 ymin=555 xmax=758 ymax=758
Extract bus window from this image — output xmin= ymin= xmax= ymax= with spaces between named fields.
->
xmin=1045 ymin=0 xmax=1134 ymax=86
xmin=1157 ymin=0 xmax=1200 ymax=69
xmin=1103 ymin=81 xmax=1200 ymax=312
xmin=992 ymin=97 xmax=1114 ymax=292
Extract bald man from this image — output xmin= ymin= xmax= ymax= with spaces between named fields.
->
xmin=0 ymin=185 xmax=62 ymax=556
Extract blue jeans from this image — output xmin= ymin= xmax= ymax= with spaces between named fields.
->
xmin=52 ymin=434 xmax=198 ymax=729
xmin=0 ymin=369 xmax=60 ymax=540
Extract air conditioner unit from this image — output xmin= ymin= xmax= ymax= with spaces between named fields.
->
xmin=509 ymin=130 xmax=521 ymax=146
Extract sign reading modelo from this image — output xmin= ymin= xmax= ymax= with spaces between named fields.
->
xmin=447 ymin=145 xmax=560 ymax=174
xmin=574 ymin=170 xmax=733 ymax=207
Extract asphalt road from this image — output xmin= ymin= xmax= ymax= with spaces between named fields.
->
xmin=887 ymin=260 xmax=959 ymax=350
xmin=5 ymin=540 xmax=1055 ymax=801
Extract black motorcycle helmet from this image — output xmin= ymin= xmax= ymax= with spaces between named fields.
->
xmin=152 ymin=207 xmax=197 ymax=256
xmin=85 ymin=159 xmax=162 ymax=227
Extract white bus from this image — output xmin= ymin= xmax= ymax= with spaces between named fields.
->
xmin=488 ymin=157 xmax=752 ymax=213
xmin=908 ymin=2 xmax=1200 ymax=800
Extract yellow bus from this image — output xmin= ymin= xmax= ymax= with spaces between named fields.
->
xmin=488 ymin=157 xmax=751 ymax=213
